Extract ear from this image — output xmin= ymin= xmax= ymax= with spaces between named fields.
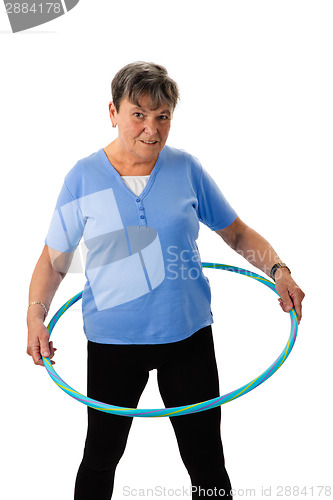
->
xmin=108 ymin=101 xmax=118 ymax=127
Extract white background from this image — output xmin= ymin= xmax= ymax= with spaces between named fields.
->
xmin=0 ymin=1 xmax=332 ymax=498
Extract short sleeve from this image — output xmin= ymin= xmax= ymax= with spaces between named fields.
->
xmin=45 ymin=180 xmax=85 ymax=253
xmin=197 ymin=165 xmax=237 ymax=230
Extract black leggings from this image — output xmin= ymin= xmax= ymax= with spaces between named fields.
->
xmin=74 ymin=326 xmax=232 ymax=499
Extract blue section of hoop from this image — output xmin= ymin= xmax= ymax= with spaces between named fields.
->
xmin=42 ymin=263 xmax=298 ymax=417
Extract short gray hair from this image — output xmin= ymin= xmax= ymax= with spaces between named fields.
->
xmin=111 ymin=61 xmax=179 ymax=112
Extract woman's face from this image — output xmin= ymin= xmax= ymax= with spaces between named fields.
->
xmin=109 ymin=94 xmax=172 ymax=163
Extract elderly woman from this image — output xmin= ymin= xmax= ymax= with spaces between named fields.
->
xmin=27 ymin=62 xmax=304 ymax=499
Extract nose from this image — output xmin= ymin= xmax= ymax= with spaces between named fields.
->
xmin=143 ymin=118 xmax=158 ymax=136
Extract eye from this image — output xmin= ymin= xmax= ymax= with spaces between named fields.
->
xmin=133 ymin=112 xmax=144 ymax=119
xmin=158 ymin=115 xmax=170 ymax=121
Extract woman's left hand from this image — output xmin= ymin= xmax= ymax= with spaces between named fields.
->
xmin=274 ymin=269 xmax=305 ymax=324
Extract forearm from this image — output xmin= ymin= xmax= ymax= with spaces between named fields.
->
xmin=235 ymin=226 xmax=284 ymax=278
xmin=27 ymin=245 xmax=65 ymax=324
xmin=217 ymin=217 xmax=304 ymax=322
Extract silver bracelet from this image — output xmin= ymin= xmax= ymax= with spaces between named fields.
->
xmin=28 ymin=301 xmax=48 ymax=319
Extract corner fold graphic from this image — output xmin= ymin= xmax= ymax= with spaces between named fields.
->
xmin=64 ymin=0 xmax=80 ymax=11
xmin=4 ymin=0 xmax=80 ymax=33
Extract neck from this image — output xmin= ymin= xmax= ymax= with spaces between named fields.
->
xmin=104 ymin=141 xmax=158 ymax=176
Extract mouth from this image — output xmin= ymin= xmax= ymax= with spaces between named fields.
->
xmin=140 ymin=140 xmax=158 ymax=145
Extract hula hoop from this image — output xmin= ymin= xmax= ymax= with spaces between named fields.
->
xmin=43 ymin=263 xmax=298 ymax=417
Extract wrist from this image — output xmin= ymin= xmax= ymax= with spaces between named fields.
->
xmin=27 ymin=310 xmax=45 ymax=324
xmin=274 ymin=267 xmax=291 ymax=281
xmin=27 ymin=301 xmax=48 ymax=323
xmin=270 ymin=262 xmax=291 ymax=281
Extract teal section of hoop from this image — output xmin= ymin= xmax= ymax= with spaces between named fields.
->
xmin=42 ymin=263 xmax=298 ymax=417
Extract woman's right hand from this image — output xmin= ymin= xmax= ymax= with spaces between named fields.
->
xmin=27 ymin=245 xmax=64 ymax=366
xmin=27 ymin=318 xmax=57 ymax=366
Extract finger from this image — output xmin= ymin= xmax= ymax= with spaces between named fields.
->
xmin=30 ymin=344 xmax=44 ymax=366
xmin=279 ymin=296 xmax=302 ymax=324
xmin=39 ymin=334 xmax=51 ymax=358
xmin=278 ymin=292 xmax=293 ymax=313
xmin=49 ymin=341 xmax=54 ymax=358
xmin=49 ymin=342 xmax=58 ymax=360
xmin=290 ymin=292 xmax=303 ymax=324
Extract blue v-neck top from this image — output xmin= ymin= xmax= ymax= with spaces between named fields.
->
xmin=45 ymin=145 xmax=237 ymax=344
